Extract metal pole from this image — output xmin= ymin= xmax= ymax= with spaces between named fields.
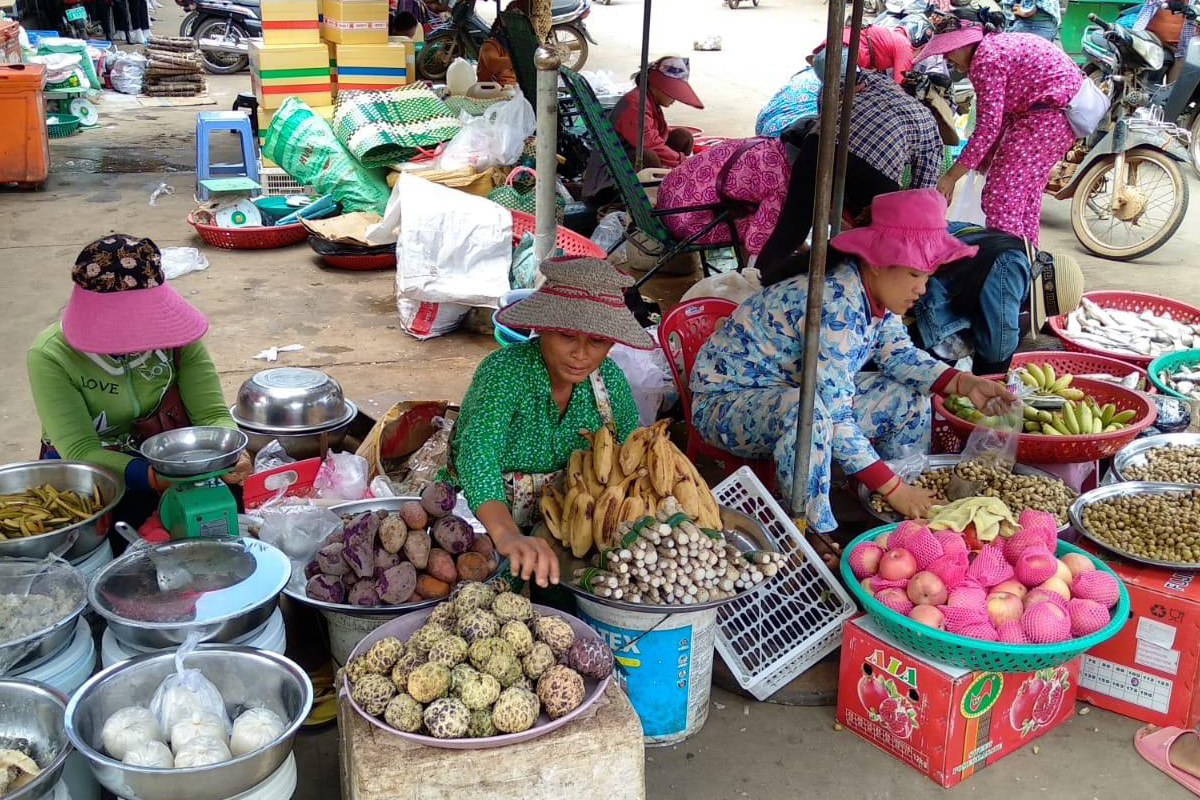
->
xmin=789 ymin=0 xmax=852 ymax=513
xmin=634 ymin=0 xmax=652 ymax=170
xmin=830 ymin=0 xmax=864 ymax=236
xmin=533 ymin=46 xmax=561 ymax=268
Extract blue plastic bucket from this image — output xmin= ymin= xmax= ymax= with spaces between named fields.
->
xmin=492 ymin=288 xmax=535 ymax=347
xmin=576 ymin=595 xmax=719 ymax=746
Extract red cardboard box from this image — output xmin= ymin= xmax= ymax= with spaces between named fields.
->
xmin=837 ymin=617 xmax=1080 ymax=788
xmin=1075 ymin=541 xmax=1200 ymax=728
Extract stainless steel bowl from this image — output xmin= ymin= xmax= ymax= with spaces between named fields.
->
xmin=0 ymin=462 xmax=124 ymax=561
xmin=235 ymin=401 xmax=357 ymax=459
xmin=233 ymin=368 xmax=346 ymax=430
xmin=88 ymin=538 xmax=289 ymax=650
xmin=0 ymin=559 xmax=88 ymax=675
xmin=1111 ymin=433 xmax=1200 ymax=484
xmin=0 ymin=680 xmax=73 ymax=800
xmin=1069 ymin=481 xmax=1200 ymax=570
xmin=66 ymin=646 xmax=312 ymax=800
xmin=140 ymin=428 xmax=248 ymax=479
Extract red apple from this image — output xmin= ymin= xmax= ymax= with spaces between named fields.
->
xmin=986 ymin=591 xmax=1024 ymax=627
xmin=1054 ymin=558 xmax=1073 ymax=585
xmin=907 ymin=571 xmax=948 ymax=606
xmin=909 ymin=605 xmax=945 ymax=629
xmin=1062 ymin=553 xmax=1096 ymax=579
xmin=879 ymin=548 xmax=918 ymax=582
xmin=1039 ymin=576 xmax=1071 ymax=602
xmin=992 ymin=579 xmax=1027 ymax=600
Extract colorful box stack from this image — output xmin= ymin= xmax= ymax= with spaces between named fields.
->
xmin=320 ymin=0 xmax=388 ymax=44
xmin=260 ymin=0 xmax=320 ymax=45
xmin=250 ymin=40 xmax=333 ymax=111
xmin=327 ymin=38 xmax=410 ymax=94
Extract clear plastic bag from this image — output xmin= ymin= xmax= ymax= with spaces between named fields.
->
xmin=959 ymin=376 xmax=1024 ymax=473
xmin=394 ymin=414 xmax=458 ymax=496
xmin=437 ymin=95 xmax=536 ymax=172
xmin=256 ymin=500 xmax=341 ymax=591
xmin=0 ymin=557 xmax=86 ymax=675
xmin=313 ymin=452 xmax=370 ymax=501
xmin=885 ymin=446 xmax=929 ymax=485
xmin=253 ymin=440 xmax=295 ymax=474
xmin=149 ymin=634 xmax=230 ymax=737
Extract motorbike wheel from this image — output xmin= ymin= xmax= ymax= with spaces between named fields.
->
xmin=180 ymin=11 xmax=199 ymax=38
xmin=195 ymin=18 xmax=249 ymax=74
xmin=1070 ymin=148 xmax=1188 ymax=261
xmin=417 ymin=31 xmax=465 ymax=81
xmin=1189 ymin=112 xmax=1200 ymax=181
xmin=549 ymin=24 xmax=588 ymax=71
xmin=728 ymin=0 xmax=741 ymax=7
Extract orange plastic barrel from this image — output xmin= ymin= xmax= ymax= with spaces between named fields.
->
xmin=0 ymin=64 xmax=49 ymax=189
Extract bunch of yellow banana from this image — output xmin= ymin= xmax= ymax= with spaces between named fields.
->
xmin=1020 ymin=398 xmax=1136 ymax=435
xmin=540 ymin=420 xmax=723 ymax=559
xmin=1016 ymin=363 xmax=1086 ymax=401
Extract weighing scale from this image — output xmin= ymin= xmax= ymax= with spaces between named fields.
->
xmin=140 ymin=427 xmax=249 ymax=540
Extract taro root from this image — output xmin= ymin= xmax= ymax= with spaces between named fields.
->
xmin=432 ymin=516 xmax=474 ymax=555
xmin=456 ymin=552 xmax=491 ymax=583
xmin=375 ymin=547 xmax=401 ymax=575
xmin=426 ymin=548 xmax=458 ymax=585
xmin=306 ymin=574 xmax=345 ymax=604
xmin=416 ymin=575 xmax=451 ymax=599
xmin=469 ymin=535 xmax=495 ymax=559
xmin=400 ymin=502 xmax=428 ymax=530
xmin=316 ymin=543 xmax=347 ymax=576
xmin=379 ymin=516 xmax=408 ymax=554
xmin=404 ymin=529 xmax=432 ymax=570
xmin=348 ymin=580 xmax=381 ymax=607
xmin=421 ymin=482 xmax=457 ymax=519
xmin=377 ymin=562 xmax=418 ymax=605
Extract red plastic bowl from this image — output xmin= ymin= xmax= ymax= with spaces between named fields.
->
xmin=1047 ymin=291 xmax=1200 ymax=368
xmin=188 ymin=213 xmax=308 ymax=250
xmin=933 ymin=376 xmax=1157 ymax=463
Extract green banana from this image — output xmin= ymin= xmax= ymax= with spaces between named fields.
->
xmin=1043 ymin=364 xmax=1057 ymax=389
xmin=1052 ymin=375 xmax=1072 ymax=392
xmin=1112 ymin=409 xmax=1137 ymax=425
xmin=1079 ymin=403 xmax=1094 ymax=434
xmin=1062 ymin=402 xmax=1081 ymax=435
xmin=1101 ymin=403 xmax=1116 ymax=426
xmin=1026 ymin=363 xmax=1046 ymax=388
xmin=1042 ymin=423 xmax=1063 ymax=436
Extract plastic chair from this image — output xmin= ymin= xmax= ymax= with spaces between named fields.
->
xmin=658 ymin=298 xmax=775 ymax=491
xmin=195 ymin=111 xmax=259 ymax=200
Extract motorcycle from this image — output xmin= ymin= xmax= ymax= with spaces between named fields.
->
xmin=871 ymin=0 xmax=933 ymax=48
xmin=416 ymin=0 xmax=594 ymax=81
xmin=61 ymin=0 xmax=92 ymax=39
xmin=1050 ymin=12 xmax=1191 ymax=260
xmin=178 ymin=0 xmax=262 ymax=74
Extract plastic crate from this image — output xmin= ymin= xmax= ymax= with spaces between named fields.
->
xmin=1047 ymin=291 xmax=1200 ymax=367
xmin=259 ymin=165 xmax=316 ymax=197
xmin=710 ymin=467 xmax=858 ymax=701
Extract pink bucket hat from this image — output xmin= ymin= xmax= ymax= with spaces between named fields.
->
xmin=62 ymin=234 xmax=209 ymax=354
xmin=830 ymin=189 xmax=978 ymax=273
xmin=914 ymin=20 xmax=984 ymax=63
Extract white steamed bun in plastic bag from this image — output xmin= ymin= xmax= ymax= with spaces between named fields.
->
xmin=171 ymin=736 xmax=231 ymax=768
xmin=122 ymin=740 xmax=174 ymax=768
xmin=101 ymin=706 xmax=162 ymax=760
xmin=170 ymin=711 xmax=227 ymax=753
xmin=229 ymin=708 xmax=286 ymax=757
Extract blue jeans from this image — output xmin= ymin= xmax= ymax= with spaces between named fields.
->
xmin=1009 ymin=14 xmax=1059 ymax=41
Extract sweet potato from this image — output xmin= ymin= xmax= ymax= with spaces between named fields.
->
xmin=379 ymin=516 xmax=408 ymax=554
xmin=426 ymin=548 xmax=457 ymax=584
xmin=348 ymin=580 xmax=380 ymax=607
xmin=305 ymin=574 xmax=345 ymax=604
xmin=415 ymin=574 xmax=451 ymax=599
xmin=468 ymin=535 xmax=495 ymax=558
xmin=456 ymin=551 xmax=492 ymax=583
xmin=316 ymin=543 xmax=347 ymax=576
xmin=377 ymin=562 xmax=417 ymax=605
xmin=431 ymin=515 xmax=474 ymax=555
xmin=375 ymin=547 xmax=401 ymax=575
xmin=403 ymin=529 xmax=431 ymax=570
xmin=400 ymin=502 xmax=428 ymax=530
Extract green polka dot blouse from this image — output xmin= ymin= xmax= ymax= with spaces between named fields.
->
xmin=450 ymin=339 xmax=639 ymax=513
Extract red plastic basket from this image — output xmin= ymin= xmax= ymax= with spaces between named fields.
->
xmin=510 ymin=211 xmax=604 ymax=258
xmin=1010 ymin=351 xmax=1151 ymax=391
xmin=320 ymin=253 xmax=397 ymax=271
xmin=932 ymin=376 xmax=1157 ymax=463
xmin=188 ymin=213 xmax=308 ymax=250
xmin=1047 ymin=291 xmax=1200 ymax=368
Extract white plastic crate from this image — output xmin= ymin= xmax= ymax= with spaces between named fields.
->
xmin=712 ymin=467 xmax=858 ymax=701
xmin=260 ymin=165 xmax=316 ymax=198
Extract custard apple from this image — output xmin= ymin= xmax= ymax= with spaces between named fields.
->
xmin=491 ymin=686 xmax=540 ymax=733
xmin=450 ymin=663 xmax=480 ymax=696
xmin=522 ymin=642 xmax=556 ymax=680
xmin=456 ymin=608 xmax=501 ymax=644
xmin=428 ymin=602 xmax=459 ymax=629
xmin=428 ymin=635 xmax=469 ymax=668
xmin=536 ymin=665 xmax=585 ymax=720
xmin=458 ymin=672 xmax=501 ymax=711
xmin=406 ymin=662 xmax=451 ymax=704
xmin=499 ymin=621 xmax=534 ymax=657
xmin=451 ymin=582 xmax=496 ymax=615
xmin=351 ymin=673 xmax=395 ymax=717
xmin=361 ymin=637 xmax=405 ymax=674
xmin=390 ymin=650 xmax=425 ymax=693
xmin=409 ymin=623 xmax=450 ymax=655
xmin=466 ymin=708 xmax=497 ymax=738
xmin=383 ymin=693 xmax=423 ymax=733
xmin=566 ymin=637 xmax=614 ymax=679
xmin=492 ymin=592 xmax=532 ymax=622
xmin=423 ymin=698 xmax=470 ymax=739
xmin=534 ymin=616 xmax=575 ymax=657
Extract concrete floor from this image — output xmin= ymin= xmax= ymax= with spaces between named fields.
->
xmin=2 ymin=0 xmax=1199 ymax=796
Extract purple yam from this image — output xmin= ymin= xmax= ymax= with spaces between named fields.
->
xmin=377 ymin=562 xmax=418 ymax=605
xmin=343 ymin=532 xmax=375 ymax=578
xmin=348 ymin=580 xmax=380 ymax=607
xmin=431 ymin=515 xmax=474 ymax=555
xmin=306 ymin=574 xmax=345 ymax=604
xmin=316 ymin=542 xmax=348 ymax=576
xmin=374 ymin=547 xmax=401 ymax=576
xmin=403 ymin=529 xmax=432 ymax=570
xmin=420 ymin=482 xmax=457 ymax=519
xmin=343 ymin=570 xmax=359 ymax=586
xmin=305 ymin=561 xmax=320 ymax=580
xmin=342 ymin=512 xmax=381 ymax=549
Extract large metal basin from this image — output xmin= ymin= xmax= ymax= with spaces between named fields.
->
xmin=0 ymin=462 xmax=124 ymax=561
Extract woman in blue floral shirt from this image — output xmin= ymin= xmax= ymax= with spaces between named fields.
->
xmin=690 ymin=189 xmax=1014 ymax=533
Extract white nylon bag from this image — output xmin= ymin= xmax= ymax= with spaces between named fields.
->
xmin=947 ymin=170 xmax=987 ymax=226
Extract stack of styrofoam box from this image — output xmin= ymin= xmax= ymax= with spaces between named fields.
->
xmin=326 ymin=37 xmax=412 ymax=97
xmin=320 ymin=0 xmax=388 ymax=46
xmin=250 ymin=38 xmax=333 ymax=167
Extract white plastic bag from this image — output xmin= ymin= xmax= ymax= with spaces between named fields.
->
xmin=590 ymin=211 xmax=629 ymax=254
xmin=256 ymin=500 xmax=340 ymax=591
xmin=437 ymin=95 xmax=536 ymax=172
xmin=313 ymin=451 xmax=370 ymax=501
xmin=149 ymin=634 xmax=230 ymax=738
xmin=608 ymin=336 xmax=673 ymax=427
xmin=681 ymin=267 xmax=762 ymax=305
xmin=253 ymin=440 xmax=295 ymax=474
xmin=161 ymin=247 xmax=209 ymax=279
xmin=947 ymin=171 xmax=987 ymax=225
xmin=396 ymin=297 xmax=470 ymax=340
xmin=108 ymin=51 xmax=147 ymax=95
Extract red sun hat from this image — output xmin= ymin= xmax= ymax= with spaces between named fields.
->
xmin=62 ymin=234 xmax=209 ymax=355
xmin=914 ymin=21 xmax=985 ymax=63
xmin=830 ymin=189 xmax=979 ymax=273
xmin=646 ymin=56 xmax=704 ymax=109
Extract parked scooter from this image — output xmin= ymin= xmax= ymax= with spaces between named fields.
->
xmin=177 ymin=0 xmax=262 ymax=74
xmin=61 ymin=0 xmax=92 ymax=39
xmin=417 ymin=0 xmax=594 ymax=81
xmin=872 ymin=0 xmax=934 ymax=48
xmin=1050 ymin=12 xmax=1191 ymax=260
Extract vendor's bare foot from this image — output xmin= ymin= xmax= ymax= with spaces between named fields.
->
xmin=1169 ymin=728 xmax=1200 ymax=779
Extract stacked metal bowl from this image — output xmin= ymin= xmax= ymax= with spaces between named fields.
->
xmin=229 ymin=368 xmax=358 ymax=459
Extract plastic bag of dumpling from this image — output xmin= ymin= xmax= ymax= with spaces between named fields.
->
xmin=149 ymin=633 xmax=230 ymax=737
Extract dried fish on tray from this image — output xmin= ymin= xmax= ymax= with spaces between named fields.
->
xmin=1061 ymin=297 xmax=1200 ymax=359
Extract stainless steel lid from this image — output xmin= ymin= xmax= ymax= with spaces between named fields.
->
xmin=88 ymin=538 xmax=290 ymax=631
xmin=233 ymin=368 xmax=347 ymax=430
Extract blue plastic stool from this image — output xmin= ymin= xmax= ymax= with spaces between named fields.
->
xmin=195 ymin=111 xmax=259 ymax=200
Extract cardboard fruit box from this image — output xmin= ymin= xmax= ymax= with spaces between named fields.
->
xmin=837 ymin=616 xmax=1080 ymax=788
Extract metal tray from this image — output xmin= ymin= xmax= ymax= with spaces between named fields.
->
xmin=855 ymin=454 xmax=1076 ymax=534
xmin=282 ymin=496 xmax=501 ymax=617
xmin=1111 ymin=432 xmax=1200 ymax=484
xmin=1069 ymin=481 xmax=1200 ymax=570
xmin=555 ymin=505 xmax=780 ymax=614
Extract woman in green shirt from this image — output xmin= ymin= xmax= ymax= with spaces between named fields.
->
xmin=26 ymin=235 xmax=248 ymax=528
xmin=451 ymin=258 xmax=652 ymax=588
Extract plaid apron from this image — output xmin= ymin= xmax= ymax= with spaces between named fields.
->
xmin=502 ymin=371 xmax=615 ymax=528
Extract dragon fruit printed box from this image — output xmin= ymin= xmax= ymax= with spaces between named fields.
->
xmin=837 ymin=617 xmax=1080 ymax=788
